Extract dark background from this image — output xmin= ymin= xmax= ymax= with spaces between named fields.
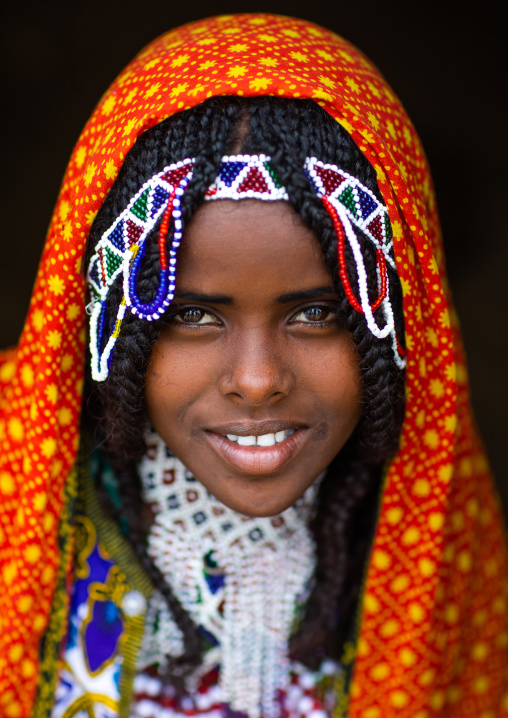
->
xmin=1 ymin=2 xmax=506 ymax=506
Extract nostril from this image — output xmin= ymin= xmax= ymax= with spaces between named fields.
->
xmin=217 ymin=346 xmax=295 ymax=405
xmin=220 ymin=379 xmax=293 ymax=405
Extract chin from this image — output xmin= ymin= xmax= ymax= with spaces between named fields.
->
xmin=233 ymin=499 xmax=293 ymax=518
xmin=215 ymin=481 xmax=309 ymax=518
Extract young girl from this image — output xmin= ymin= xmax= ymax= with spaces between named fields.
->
xmin=0 ymin=13 xmax=506 ymax=718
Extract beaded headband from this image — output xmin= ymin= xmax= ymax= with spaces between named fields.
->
xmin=87 ymin=154 xmax=406 ymax=381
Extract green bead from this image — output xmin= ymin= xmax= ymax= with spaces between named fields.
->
xmin=131 ymin=188 xmax=150 ymax=221
xmin=264 ymin=161 xmax=282 ymax=188
xmin=338 ymin=186 xmax=359 ymax=218
xmin=384 ymin=212 xmax=393 ymax=243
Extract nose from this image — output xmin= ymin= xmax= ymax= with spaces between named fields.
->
xmin=218 ymin=330 xmax=294 ymax=406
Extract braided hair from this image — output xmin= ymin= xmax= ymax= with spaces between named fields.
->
xmin=83 ymin=96 xmax=406 ymax=674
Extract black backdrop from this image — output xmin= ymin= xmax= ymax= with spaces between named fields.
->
xmin=1 ymin=1 xmax=506 ymax=506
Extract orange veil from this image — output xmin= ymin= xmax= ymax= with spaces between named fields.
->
xmin=0 ymin=13 xmax=506 ymax=718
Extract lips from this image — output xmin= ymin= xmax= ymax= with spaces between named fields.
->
xmin=205 ymin=423 xmax=310 ymax=475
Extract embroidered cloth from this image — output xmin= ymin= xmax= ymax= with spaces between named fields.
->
xmin=0 ymin=13 xmax=506 ymax=718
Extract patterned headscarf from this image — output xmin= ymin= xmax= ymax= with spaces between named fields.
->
xmin=0 ymin=14 xmax=506 ymax=718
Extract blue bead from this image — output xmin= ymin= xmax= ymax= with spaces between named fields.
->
xmin=108 ymin=221 xmax=125 ymax=252
xmin=220 ymin=161 xmax=247 ymax=187
xmin=149 ymin=186 xmax=170 ymax=218
xmin=358 ymin=188 xmax=377 ymax=219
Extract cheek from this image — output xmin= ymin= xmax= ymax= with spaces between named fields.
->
xmin=305 ymin=342 xmax=362 ymax=427
xmin=145 ymin=336 xmax=224 ymax=433
xmin=145 ymin=340 xmax=196 ymax=425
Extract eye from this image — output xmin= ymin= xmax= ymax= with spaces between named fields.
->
xmin=173 ymin=307 xmax=218 ymax=325
xmin=292 ymin=305 xmax=337 ymax=324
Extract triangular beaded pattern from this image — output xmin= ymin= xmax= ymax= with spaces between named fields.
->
xmin=307 ymin=159 xmax=395 ymax=268
xmin=87 ymin=159 xmax=194 ymax=381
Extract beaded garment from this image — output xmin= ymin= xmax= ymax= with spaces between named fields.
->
xmin=136 ymin=430 xmax=327 ymax=718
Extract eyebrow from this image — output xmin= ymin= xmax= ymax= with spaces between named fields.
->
xmin=277 ymin=285 xmax=336 ymax=303
xmin=174 ymin=286 xmax=337 ymax=305
xmin=174 ymin=291 xmax=233 ymax=305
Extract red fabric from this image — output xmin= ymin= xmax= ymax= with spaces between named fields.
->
xmin=0 ymin=13 xmax=506 ymax=717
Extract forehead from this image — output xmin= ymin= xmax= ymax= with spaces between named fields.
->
xmin=176 ymin=199 xmax=331 ymax=294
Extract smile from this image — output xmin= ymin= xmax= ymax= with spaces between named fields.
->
xmin=205 ymin=425 xmax=309 ymax=475
xmin=224 ymin=429 xmax=296 ymax=446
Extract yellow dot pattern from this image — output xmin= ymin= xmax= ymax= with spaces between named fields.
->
xmin=0 ymin=13 xmax=506 ymax=717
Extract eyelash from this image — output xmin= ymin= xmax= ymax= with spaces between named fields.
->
xmin=292 ymin=305 xmax=338 ymax=325
xmin=172 ymin=307 xmax=219 ymax=326
xmin=171 ymin=304 xmax=339 ymax=328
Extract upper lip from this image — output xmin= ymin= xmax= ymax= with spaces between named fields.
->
xmin=207 ymin=419 xmax=306 ymax=436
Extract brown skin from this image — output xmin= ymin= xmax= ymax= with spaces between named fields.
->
xmin=145 ymin=200 xmax=362 ymax=517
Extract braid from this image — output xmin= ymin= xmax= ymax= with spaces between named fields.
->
xmin=114 ymin=462 xmax=204 ymax=679
xmin=85 ymin=99 xmax=244 ymax=677
xmin=83 ymin=96 xmax=406 ymax=673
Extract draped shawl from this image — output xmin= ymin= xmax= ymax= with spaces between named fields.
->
xmin=0 ymin=13 xmax=506 ymax=718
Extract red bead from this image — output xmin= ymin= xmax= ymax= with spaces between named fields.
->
xmin=323 ymin=196 xmax=389 ymax=316
xmin=322 ymin=196 xmax=363 ymax=313
xmin=158 ymin=189 xmax=176 ymax=271
xmin=98 ymin=247 xmax=108 ymax=285
xmin=396 ymin=332 xmax=407 ymax=357
xmin=371 ymin=248 xmax=387 ymax=312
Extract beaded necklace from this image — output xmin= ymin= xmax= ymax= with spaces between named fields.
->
xmin=135 ymin=430 xmax=332 ymax=718
xmin=87 ymin=155 xmax=406 ymax=383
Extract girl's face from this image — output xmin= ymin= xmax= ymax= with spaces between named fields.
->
xmin=145 ymin=200 xmax=362 ymax=516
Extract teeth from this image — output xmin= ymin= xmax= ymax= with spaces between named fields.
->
xmin=237 ymin=435 xmax=256 ymax=446
xmin=257 ymin=433 xmax=276 ymax=447
xmin=225 ymin=429 xmax=296 ymax=446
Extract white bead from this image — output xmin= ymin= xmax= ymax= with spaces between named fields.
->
xmin=298 ymin=696 xmax=314 ymax=713
xmin=145 ymin=676 xmax=162 ymax=696
xmin=180 ymin=696 xmax=193 ymax=711
xmin=209 ymin=685 xmax=224 ymax=703
xmin=133 ymin=673 xmax=149 ymax=692
xmin=136 ymin=699 xmax=157 ymax=717
xmin=195 ymin=693 xmax=212 ymax=710
xmin=300 ymin=672 xmax=316 ymax=689
xmin=77 ymin=603 xmax=88 ymax=620
xmin=321 ymin=659 xmax=337 ymax=675
xmin=287 ymin=685 xmax=303 ymax=705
